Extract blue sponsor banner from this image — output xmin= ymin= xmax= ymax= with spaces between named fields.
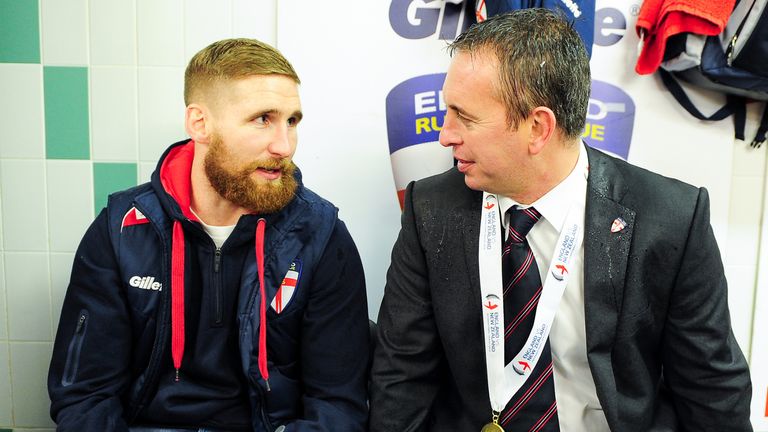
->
xmin=386 ymin=76 xmax=635 ymax=160
xmin=583 ymin=80 xmax=635 ymax=159
xmin=386 ymin=73 xmax=447 ymax=154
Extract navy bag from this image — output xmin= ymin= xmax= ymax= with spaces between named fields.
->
xmin=481 ymin=0 xmax=596 ymax=58
xmin=659 ymin=0 xmax=768 ymax=147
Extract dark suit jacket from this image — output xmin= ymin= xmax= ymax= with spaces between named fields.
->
xmin=370 ymin=146 xmax=752 ymax=432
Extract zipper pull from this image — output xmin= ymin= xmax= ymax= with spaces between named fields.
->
xmin=726 ymin=34 xmax=738 ymax=66
xmin=75 ymin=313 xmax=86 ymax=333
xmin=214 ymin=248 xmax=221 ymax=273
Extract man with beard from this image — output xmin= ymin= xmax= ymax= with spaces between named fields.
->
xmin=48 ymin=38 xmax=370 ymax=432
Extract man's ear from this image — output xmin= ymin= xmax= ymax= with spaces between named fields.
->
xmin=185 ymin=103 xmax=211 ymax=144
xmin=528 ymin=106 xmax=556 ymax=155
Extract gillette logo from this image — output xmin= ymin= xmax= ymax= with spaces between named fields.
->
xmin=389 ymin=0 xmax=473 ymax=40
xmin=594 ymin=7 xmax=630 ymax=47
xmin=129 ymin=276 xmax=162 ymax=291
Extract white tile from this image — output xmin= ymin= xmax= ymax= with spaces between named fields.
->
xmin=0 ymin=186 xmax=3 ymax=251
xmin=5 ymin=253 xmax=52 ymax=342
xmin=137 ymin=67 xmax=186 ymax=162
xmin=137 ymin=0 xmax=184 ymax=66
xmin=0 ymin=255 xmax=6 ymax=340
xmin=725 ymin=175 xmax=764 ymax=267
xmin=40 ymin=0 xmax=88 ymax=65
xmin=185 ymin=0 xmax=232 ymax=62
xmin=731 ymin=139 xmax=767 ymax=178
xmin=0 ymin=343 xmax=11 ymax=425
xmin=90 ymin=0 xmax=137 ymax=65
xmin=0 ymin=64 xmax=45 ymax=159
xmin=233 ymin=0 xmax=276 ymax=43
xmin=723 ymin=265 xmax=756 ymax=356
xmin=49 ymin=252 xmax=75 ymax=333
xmin=90 ymin=67 xmax=139 ymax=161
xmin=9 ymin=342 xmax=56 ymax=427
xmin=139 ymin=161 xmax=156 ymax=184
xmin=1 ymin=160 xmax=49 ymax=251
xmin=46 ymin=161 xmax=94 ymax=252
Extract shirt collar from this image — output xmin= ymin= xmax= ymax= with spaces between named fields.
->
xmin=499 ymin=142 xmax=588 ymax=232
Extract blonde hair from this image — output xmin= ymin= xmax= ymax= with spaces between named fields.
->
xmin=184 ymin=38 xmax=300 ymax=105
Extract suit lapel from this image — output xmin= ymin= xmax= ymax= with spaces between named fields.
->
xmin=462 ymin=189 xmax=484 ymax=339
xmin=583 ymin=147 xmax=636 ymax=428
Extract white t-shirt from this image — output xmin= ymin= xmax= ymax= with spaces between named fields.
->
xmin=189 ymin=208 xmax=236 ymax=249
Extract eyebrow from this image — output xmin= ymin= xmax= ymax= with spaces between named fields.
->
xmin=251 ymin=109 xmax=304 ymax=121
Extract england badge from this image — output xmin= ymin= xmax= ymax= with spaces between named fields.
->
xmin=611 ymin=217 xmax=627 ymax=233
xmin=271 ymin=260 xmax=302 ymax=314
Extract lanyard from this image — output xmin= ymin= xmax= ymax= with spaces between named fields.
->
xmin=478 ymin=192 xmax=583 ymax=412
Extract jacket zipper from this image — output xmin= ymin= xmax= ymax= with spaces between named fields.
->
xmin=726 ymin=0 xmax=759 ymax=66
xmin=214 ymin=247 xmax=223 ymax=325
xmin=61 ymin=310 xmax=89 ymax=386
xmin=256 ymin=380 xmax=275 ymax=432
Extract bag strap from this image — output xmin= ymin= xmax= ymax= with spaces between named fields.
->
xmin=751 ymin=103 xmax=768 ymax=148
xmin=659 ymin=68 xmax=748 ymax=140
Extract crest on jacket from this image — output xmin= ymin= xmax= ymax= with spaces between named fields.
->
xmin=271 ymin=259 xmax=302 ymax=313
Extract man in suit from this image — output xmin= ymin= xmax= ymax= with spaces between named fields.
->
xmin=369 ymin=9 xmax=752 ymax=432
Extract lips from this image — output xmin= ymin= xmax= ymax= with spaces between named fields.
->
xmin=455 ymin=158 xmax=473 ymax=173
xmin=254 ymin=167 xmax=282 ymax=180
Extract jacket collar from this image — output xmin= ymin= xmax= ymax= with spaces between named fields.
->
xmin=582 ymin=146 xmax=636 ymax=428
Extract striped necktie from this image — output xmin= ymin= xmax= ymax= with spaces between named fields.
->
xmin=499 ymin=206 xmax=559 ymax=431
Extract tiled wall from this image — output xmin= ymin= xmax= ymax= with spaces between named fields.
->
xmin=0 ymin=0 xmax=276 ymax=428
xmin=725 ymin=105 xmax=767 ymax=363
xmin=0 ymin=0 xmax=765 ymax=430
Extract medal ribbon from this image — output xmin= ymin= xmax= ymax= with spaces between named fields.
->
xmin=479 ymin=192 xmax=583 ymax=413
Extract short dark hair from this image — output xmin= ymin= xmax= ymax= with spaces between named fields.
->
xmin=448 ymin=9 xmax=590 ymax=140
xmin=184 ymin=38 xmax=300 ymax=105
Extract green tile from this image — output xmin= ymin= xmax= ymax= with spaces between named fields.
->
xmin=93 ymin=162 xmax=137 ymax=214
xmin=0 ymin=0 xmax=40 ymax=63
xmin=45 ymin=66 xmax=90 ymax=160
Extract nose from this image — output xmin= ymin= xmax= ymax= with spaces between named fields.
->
xmin=268 ymin=124 xmax=294 ymax=158
xmin=438 ymin=112 xmax=461 ymax=148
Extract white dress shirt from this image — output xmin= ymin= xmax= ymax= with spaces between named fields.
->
xmin=498 ymin=143 xmax=610 ymax=431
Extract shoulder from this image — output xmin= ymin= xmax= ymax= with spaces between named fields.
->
xmin=105 ymin=182 xmax=154 ymax=213
xmin=408 ymin=167 xmax=480 ymax=210
xmin=586 ymin=146 xmax=702 ymax=210
xmin=412 ymin=167 xmax=467 ymax=195
xmin=102 ymin=182 xmax=157 ymax=228
xmin=292 ymin=184 xmax=340 ymax=226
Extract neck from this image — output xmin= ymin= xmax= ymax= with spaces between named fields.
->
xmin=512 ymin=139 xmax=581 ymax=205
xmin=190 ymin=142 xmax=249 ymax=226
